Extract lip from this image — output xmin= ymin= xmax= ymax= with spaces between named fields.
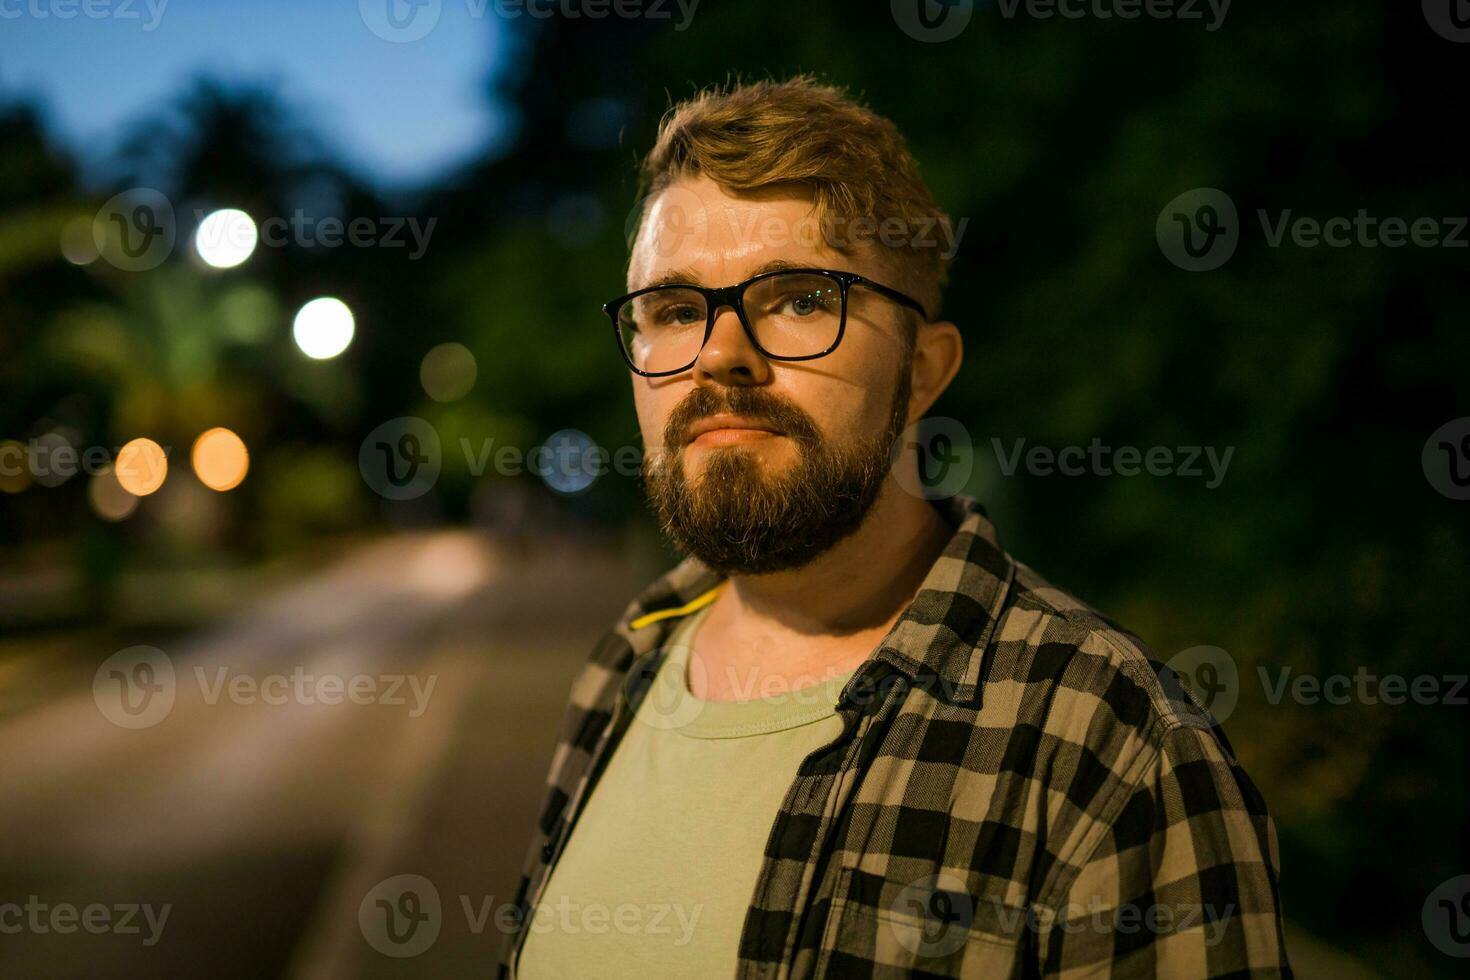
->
xmin=686 ymin=414 xmax=783 ymax=446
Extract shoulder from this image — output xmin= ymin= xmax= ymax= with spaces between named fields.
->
xmin=980 ymin=558 xmax=1232 ymax=758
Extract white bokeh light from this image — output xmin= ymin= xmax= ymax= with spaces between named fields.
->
xmin=292 ymin=297 xmax=355 ymax=359
xmin=194 ymin=209 xmax=258 ymax=269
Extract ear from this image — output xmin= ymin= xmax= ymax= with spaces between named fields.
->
xmin=905 ymin=320 xmax=963 ymax=424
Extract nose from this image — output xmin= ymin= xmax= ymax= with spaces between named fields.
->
xmin=691 ymin=305 xmax=771 ymax=387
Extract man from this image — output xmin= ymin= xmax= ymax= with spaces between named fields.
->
xmin=503 ymin=77 xmax=1289 ymax=978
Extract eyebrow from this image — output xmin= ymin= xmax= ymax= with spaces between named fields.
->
xmin=634 ymin=259 xmax=810 ymax=292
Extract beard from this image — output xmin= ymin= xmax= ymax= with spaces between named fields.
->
xmin=642 ymin=366 xmax=911 ymax=576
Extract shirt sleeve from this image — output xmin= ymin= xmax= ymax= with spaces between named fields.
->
xmin=1038 ymin=721 xmax=1292 ymax=978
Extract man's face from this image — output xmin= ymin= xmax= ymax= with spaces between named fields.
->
xmin=628 ymin=175 xmax=917 ymax=575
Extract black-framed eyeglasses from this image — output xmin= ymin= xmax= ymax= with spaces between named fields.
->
xmin=602 ymin=267 xmax=929 ymax=378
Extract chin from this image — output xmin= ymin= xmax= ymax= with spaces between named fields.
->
xmin=684 ymin=438 xmax=792 ymax=471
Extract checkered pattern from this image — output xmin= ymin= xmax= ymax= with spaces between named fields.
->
xmin=500 ymin=496 xmax=1291 ymax=978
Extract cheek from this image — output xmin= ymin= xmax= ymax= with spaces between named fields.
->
xmin=798 ymin=352 xmax=902 ymax=439
xmin=632 ymin=382 xmax=677 ymax=447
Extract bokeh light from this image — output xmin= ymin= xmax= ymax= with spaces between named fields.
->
xmin=540 ymin=428 xmax=599 ymax=496
xmin=88 ymin=466 xmax=140 ymax=521
xmin=29 ymin=432 xmax=74 ymax=488
xmin=419 ymin=342 xmax=478 ymax=402
xmin=191 ymin=427 xmax=250 ymax=491
xmin=59 ymin=216 xmax=99 ymax=265
xmin=194 ymin=208 xmax=258 ymax=269
xmin=292 ymin=297 xmax=355 ymax=359
xmin=114 ymin=437 xmax=168 ymax=496
xmin=0 ymin=440 xmax=31 ymax=494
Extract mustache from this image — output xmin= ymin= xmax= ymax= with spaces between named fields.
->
xmin=663 ymin=387 xmax=822 ymax=449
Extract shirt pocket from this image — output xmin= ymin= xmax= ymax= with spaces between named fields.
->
xmin=814 ymin=864 xmax=1031 ymax=980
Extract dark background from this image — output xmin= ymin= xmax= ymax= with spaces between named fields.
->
xmin=1 ymin=1 xmax=1467 ymax=977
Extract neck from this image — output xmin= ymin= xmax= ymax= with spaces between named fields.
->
xmin=718 ymin=482 xmax=952 ymax=639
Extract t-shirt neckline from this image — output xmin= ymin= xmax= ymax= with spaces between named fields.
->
xmin=650 ymin=604 xmax=857 ymax=740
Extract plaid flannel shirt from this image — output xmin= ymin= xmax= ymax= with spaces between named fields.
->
xmin=501 ymin=496 xmax=1291 ymax=978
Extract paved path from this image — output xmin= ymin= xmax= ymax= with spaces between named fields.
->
xmin=0 ymin=530 xmax=644 ymax=979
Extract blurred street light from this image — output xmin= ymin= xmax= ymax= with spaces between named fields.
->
xmin=192 ymin=428 xmax=250 ymax=491
xmin=292 ymin=297 xmax=355 ymax=359
xmin=88 ymin=466 xmax=140 ymax=521
xmin=115 ymin=438 xmax=168 ymax=496
xmin=195 ymin=208 xmax=258 ymax=269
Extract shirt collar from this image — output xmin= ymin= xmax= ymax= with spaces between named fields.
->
xmin=617 ymin=495 xmax=1014 ymax=705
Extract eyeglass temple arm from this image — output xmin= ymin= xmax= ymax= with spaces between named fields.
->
xmin=846 ymin=275 xmax=931 ymax=321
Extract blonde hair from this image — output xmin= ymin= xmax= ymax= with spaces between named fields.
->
xmin=635 ymin=76 xmax=953 ymax=319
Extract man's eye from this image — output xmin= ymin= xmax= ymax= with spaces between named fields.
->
xmin=778 ymin=290 xmax=834 ymax=317
xmin=654 ymin=305 xmax=703 ymax=325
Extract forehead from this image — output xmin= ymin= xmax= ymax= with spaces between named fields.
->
xmin=627 ymin=175 xmax=886 ymax=291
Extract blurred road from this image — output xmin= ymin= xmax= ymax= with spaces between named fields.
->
xmin=0 ymin=529 xmax=647 ymax=979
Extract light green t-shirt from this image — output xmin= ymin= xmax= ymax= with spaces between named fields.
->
xmin=517 ymin=605 xmax=856 ymax=980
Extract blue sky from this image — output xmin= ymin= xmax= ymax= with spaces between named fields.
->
xmin=0 ymin=0 xmax=510 ymax=188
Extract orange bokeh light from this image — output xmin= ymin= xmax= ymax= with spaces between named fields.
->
xmin=191 ymin=428 xmax=249 ymax=491
xmin=114 ymin=438 xmax=168 ymax=496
